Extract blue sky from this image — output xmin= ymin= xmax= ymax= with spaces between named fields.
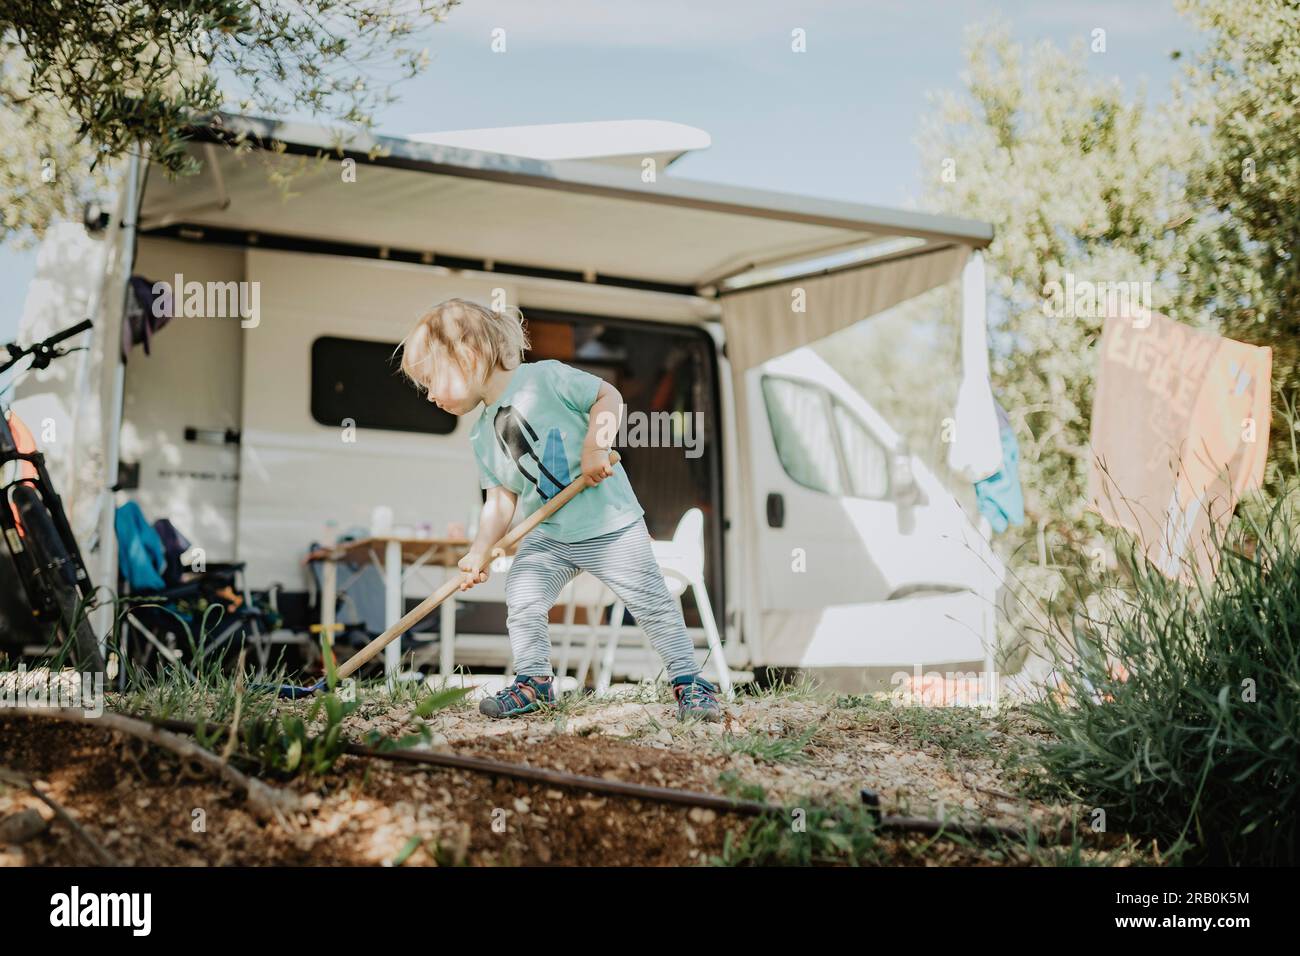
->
xmin=0 ymin=0 xmax=1202 ymax=341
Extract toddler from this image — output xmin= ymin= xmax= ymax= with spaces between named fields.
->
xmin=400 ymin=298 xmax=721 ymax=722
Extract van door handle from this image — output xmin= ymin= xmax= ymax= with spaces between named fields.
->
xmin=766 ymin=492 xmax=785 ymax=528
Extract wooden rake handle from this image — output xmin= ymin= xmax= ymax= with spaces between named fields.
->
xmin=334 ymin=450 xmax=621 ymax=682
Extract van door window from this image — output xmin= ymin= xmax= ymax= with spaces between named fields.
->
xmin=760 ymin=376 xmax=844 ymax=495
xmin=830 ymin=400 xmax=890 ymax=499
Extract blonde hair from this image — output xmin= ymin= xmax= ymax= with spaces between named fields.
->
xmin=399 ymin=298 xmax=529 ymax=389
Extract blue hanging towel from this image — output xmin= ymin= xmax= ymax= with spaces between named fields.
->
xmin=115 ymin=500 xmax=167 ymax=591
xmin=974 ymin=401 xmax=1025 ymax=534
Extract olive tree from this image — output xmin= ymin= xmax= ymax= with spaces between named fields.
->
xmin=1 ymin=0 xmax=459 ymax=242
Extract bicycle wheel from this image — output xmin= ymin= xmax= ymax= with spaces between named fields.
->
xmin=10 ymin=484 xmax=104 ymax=673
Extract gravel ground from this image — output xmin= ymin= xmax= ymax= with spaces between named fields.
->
xmin=0 ymin=681 xmax=1150 ymax=866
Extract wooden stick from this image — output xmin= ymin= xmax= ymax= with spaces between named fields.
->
xmin=335 ymin=451 xmax=621 ymax=682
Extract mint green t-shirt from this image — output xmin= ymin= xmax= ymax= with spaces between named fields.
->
xmin=469 ymin=360 xmax=643 ymax=543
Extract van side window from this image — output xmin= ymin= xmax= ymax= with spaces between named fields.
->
xmin=310 ymin=336 xmax=456 ymax=435
xmin=760 ymin=376 xmax=844 ymax=495
xmin=830 ymin=400 xmax=890 ymax=499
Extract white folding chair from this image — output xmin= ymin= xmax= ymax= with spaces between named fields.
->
xmin=595 ymin=508 xmax=733 ymax=699
xmin=555 ymin=572 xmax=621 ymax=693
xmin=494 ymin=559 xmax=619 ymax=694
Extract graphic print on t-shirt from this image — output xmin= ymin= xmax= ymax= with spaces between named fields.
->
xmin=492 ymin=404 xmax=572 ymax=500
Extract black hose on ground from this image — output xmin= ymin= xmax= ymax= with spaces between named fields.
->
xmin=141 ymin=716 xmax=1038 ymax=843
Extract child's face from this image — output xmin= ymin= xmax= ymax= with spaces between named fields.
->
xmin=422 ymin=351 xmax=484 ymax=416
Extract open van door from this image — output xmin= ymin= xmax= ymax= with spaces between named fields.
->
xmin=743 ymin=347 xmax=1001 ymax=674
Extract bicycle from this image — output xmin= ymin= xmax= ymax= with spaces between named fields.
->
xmin=0 ymin=318 xmax=104 ymax=673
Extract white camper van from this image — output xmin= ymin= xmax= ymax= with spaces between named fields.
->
xmin=14 ymin=115 xmax=1004 ymax=687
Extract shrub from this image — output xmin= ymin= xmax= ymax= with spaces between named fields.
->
xmin=1030 ymin=487 xmax=1300 ymax=864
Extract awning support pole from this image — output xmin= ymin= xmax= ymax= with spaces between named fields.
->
xmin=961 ymin=250 xmax=1000 ymax=709
xmin=93 ymin=150 xmax=146 ymax=654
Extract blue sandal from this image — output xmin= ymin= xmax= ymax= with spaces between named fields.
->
xmin=479 ymin=675 xmax=556 ymax=718
xmin=672 ymin=674 xmax=722 ymax=722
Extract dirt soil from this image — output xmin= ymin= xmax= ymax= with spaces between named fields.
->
xmin=0 ymin=689 xmax=1128 ymax=866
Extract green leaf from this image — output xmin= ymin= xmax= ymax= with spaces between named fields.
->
xmin=415 ymin=686 xmax=472 ymax=718
xmin=392 ymin=836 xmax=422 ymax=866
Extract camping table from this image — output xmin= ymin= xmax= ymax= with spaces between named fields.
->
xmin=309 ymin=536 xmax=472 ymax=681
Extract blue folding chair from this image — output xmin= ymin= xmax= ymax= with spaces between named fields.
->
xmin=116 ymin=502 xmax=279 ymax=682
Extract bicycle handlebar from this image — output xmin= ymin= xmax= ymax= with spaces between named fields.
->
xmin=45 ymin=318 xmax=93 ymax=348
xmin=1 ymin=319 xmax=93 ymax=374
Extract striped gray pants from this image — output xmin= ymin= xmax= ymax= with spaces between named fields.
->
xmin=505 ymin=517 xmax=698 ymax=681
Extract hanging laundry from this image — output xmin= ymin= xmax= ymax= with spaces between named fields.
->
xmin=1087 ymin=309 xmax=1271 ymax=581
xmin=152 ymin=517 xmax=193 ymax=587
xmin=974 ymin=399 xmax=1025 ymax=534
xmin=948 ymin=253 xmax=1003 ymax=482
xmin=115 ymin=500 xmax=167 ymax=592
xmin=120 ymin=275 xmax=174 ymax=363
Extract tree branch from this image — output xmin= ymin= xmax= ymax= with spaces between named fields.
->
xmin=0 ymin=708 xmax=301 ymax=828
xmin=0 ymin=764 xmax=118 ymax=865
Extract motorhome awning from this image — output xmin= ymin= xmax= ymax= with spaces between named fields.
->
xmin=25 ymin=115 xmax=999 ymax=658
xmin=138 ymin=115 xmax=991 ymax=315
